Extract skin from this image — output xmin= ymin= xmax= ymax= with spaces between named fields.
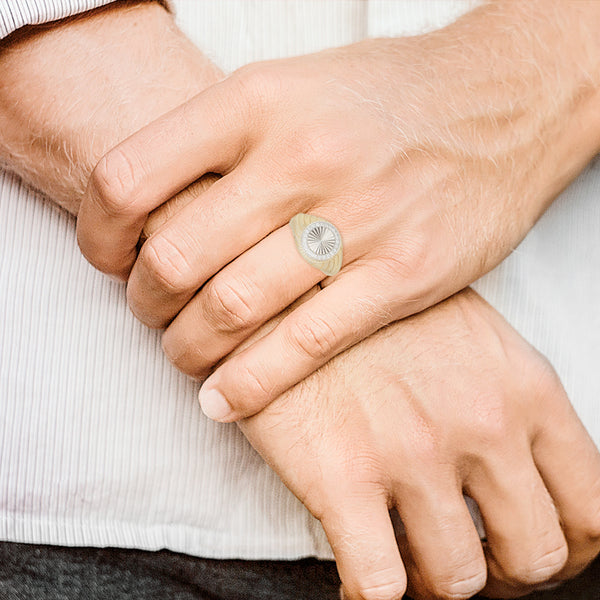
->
xmin=72 ymin=0 xmax=600 ymax=423
xmin=236 ymin=289 xmax=600 ymax=600
xmin=0 ymin=0 xmax=222 ymax=213
xmin=2 ymin=2 xmax=600 ymax=598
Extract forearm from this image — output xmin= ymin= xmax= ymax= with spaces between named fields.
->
xmin=473 ymin=0 xmax=600 ymax=200
xmin=0 ymin=0 xmax=222 ymax=214
xmin=411 ymin=0 xmax=600 ymax=218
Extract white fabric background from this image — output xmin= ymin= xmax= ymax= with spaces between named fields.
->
xmin=0 ymin=0 xmax=116 ymax=38
xmin=0 ymin=0 xmax=598 ymax=561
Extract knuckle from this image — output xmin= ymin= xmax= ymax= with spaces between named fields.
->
xmin=232 ymin=63 xmax=281 ymax=109
xmin=204 ymin=277 xmax=260 ymax=332
xmin=286 ymin=127 xmax=350 ymax=179
xmin=408 ymin=425 xmax=440 ymax=468
xmin=527 ymin=354 xmax=564 ymax=401
xmin=465 ymin=393 xmax=513 ymax=450
xmin=90 ymin=147 xmax=144 ymax=218
xmin=507 ymin=542 xmax=568 ymax=585
xmin=316 ymin=461 xmax=385 ymax=525
xmin=161 ymin=328 xmax=187 ymax=363
xmin=356 ymin=580 xmax=406 ymax=600
xmin=307 ymin=129 xmax=349 ymax=167
xmin=285 ymin=315 xmax=340 ymax=362
xmin=339 ymin=451 xmax=383 ymax=490
xmin=582 ymin=503 xmax=600 ymax=543
xmin=138 ymin=236 xmax=194 ymax=295
xmin=161 ymin=331 xmax=213 ymax=378
xmin=78 ymin=243 xmax=123 ymax=276
xmin=430 ymin=563 xmax=487 ymax=599
xmin=393 ymin=400 xmax=440 ymax=470
xmin=562 ymin=485 xmax=600 ymax=547
xmin=236 ymin=362 xmax=272 ymax=405
xmin=393 ymin=234 xmax=429 ymax=280
xmin=374 ymin=233 xmax=430 ymax=296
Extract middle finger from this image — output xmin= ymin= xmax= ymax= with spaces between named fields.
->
xmin=161 ymin=224 xmax=324 ymax=378
xmin=127 ymin=165 xmax=300 ymax=328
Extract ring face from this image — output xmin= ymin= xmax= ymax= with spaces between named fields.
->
xmin=289 ymin=213 xmax=343 ymax=277
xmin=301 ymin=221 xmax=342 ymax=262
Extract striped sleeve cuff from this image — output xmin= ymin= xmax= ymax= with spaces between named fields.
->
xmin=0 ymin=0 xmax=171 ymax=40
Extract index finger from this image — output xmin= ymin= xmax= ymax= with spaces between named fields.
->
xmin=322 ymin=496 xmax=407 ymax=600
xmin=76 ymin=76 xmax=251 ymax=280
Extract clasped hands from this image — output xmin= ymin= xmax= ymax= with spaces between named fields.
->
xmin=77 ymin=1 xmax=600 ymax=426
xmin=3 ymin=1 xmax=600 ymax=598
xmin=75 ymin=3 xmax=600 ymax=599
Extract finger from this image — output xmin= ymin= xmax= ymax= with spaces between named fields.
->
xmin=77 ymin=77 xmax=251 ymax=280
xmin=390 ymin=529 xmax=447 ymax=600
xmin=392 ymin=533 xmax=489 ymax=600
xmin=140 ymin=173 xmax=221 ymax=244
xmin=198 ymin=266 xmax=393 ymax=421
xmin=394 ymin=478 xmax=487 ymax=599
xmin=126 ymin=165 xmax=305 ymax=328
xmin=161 ymin=225 xmax=323 ymax=377
xmin=324 ymin=495 xmax=406 ymax=600
xmin=531 ymin=381 xmax=600 ymax=580
xmin=467 ymin=449 xmax=568 ymax=591
xmin=390 ymin=534 xmax=426 ymax=600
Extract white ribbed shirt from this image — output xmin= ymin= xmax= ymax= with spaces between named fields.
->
xmin=0 ymin=0 xmax=598 ymax=561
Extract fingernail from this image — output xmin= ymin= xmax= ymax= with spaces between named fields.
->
xmin=199 ymin=386 xmax=233 ymax=421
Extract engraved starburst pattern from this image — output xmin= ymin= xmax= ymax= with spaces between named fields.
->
xmin=301 ymin=221 xmax=341 ymax=261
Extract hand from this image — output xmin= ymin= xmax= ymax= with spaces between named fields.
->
xmin=235 ymin=288 xmax=600 ymax=600
xmin=0 ymin=0 xmax=222 ymax=215
xmin=75 ymin=1 xmax=600 ymax=421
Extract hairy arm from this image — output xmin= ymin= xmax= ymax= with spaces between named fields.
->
xmin=235 ymin=288 xmax=600 ymax=600
xmin=73 ymin=0 xmax=600 ymax=420
xmin=2 ymin=4 xmax=599 ymax=598
xmin=0 ymin=0 xmax=222 ymax=214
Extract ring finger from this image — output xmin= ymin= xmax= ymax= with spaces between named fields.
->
xmin=161 ymin=224 xmax=327 ymax=377
xmin=126 ymin=164 xmax=302 ymax=328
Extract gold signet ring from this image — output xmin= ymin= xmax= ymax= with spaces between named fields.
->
xmin=289 ymin=213 xmax=343 ymax=276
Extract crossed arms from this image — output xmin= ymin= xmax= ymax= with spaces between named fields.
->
xmin=1 ymin=1 xmax=600 ymax=598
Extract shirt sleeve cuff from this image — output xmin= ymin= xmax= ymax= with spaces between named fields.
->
xmin=0 ymin=0 xmax=171 ymax=40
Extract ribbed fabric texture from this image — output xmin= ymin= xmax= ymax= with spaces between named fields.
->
xmin=0 ymin=171 xmax=332 ymax=560
xmin=0 ymin=0 xmax=599 ymax=563
xmin=0 ymin=0 xmax=118 ymax=38
xmin=473 ymin=156 xmax=600 ymax=441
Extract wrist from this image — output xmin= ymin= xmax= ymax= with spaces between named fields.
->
xmin=0 ymin=1 xmax=222 ymax=214
xmin=448 ymin=0 xmax=600 ymax=207
xmin=355 ymin=0 xmax=599 ymax=230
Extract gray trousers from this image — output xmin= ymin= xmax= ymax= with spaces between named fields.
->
xmin=0 ymin=543 xmax=599 ymax=599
